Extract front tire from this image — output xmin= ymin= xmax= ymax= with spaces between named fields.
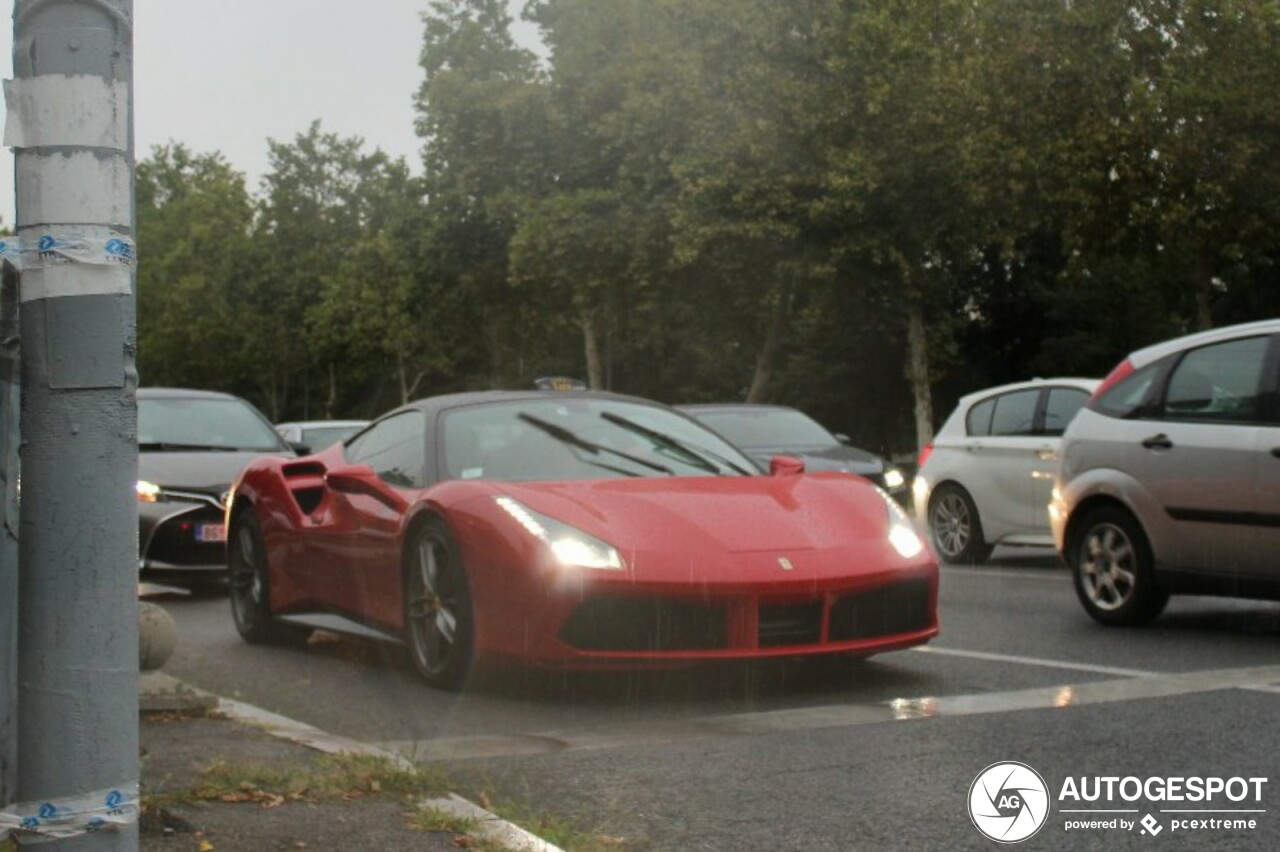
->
xmin=404 ymin=517 xmax=475 ymax=690
xmin=1069 ymin=506 xmax=1168 ymax=626
xmin=229 ymin=510 xmax=307 ymax=644
xmin=927 ymin=484 xmax=994 ymax=564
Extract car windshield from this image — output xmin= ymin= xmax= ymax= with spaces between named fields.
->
xmin=301 ymin=424 xmax=365 ymax=449
xmin=692 ymin=408 xmax=838 ymax=450
xmin=139 ymin=396 xmax=286 ymax=452
xmin=442 ymin=399 xmax=758 ymax=481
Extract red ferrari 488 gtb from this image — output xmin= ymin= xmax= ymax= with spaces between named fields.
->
xmin=227 ymin=391 xmax=938 ymax=689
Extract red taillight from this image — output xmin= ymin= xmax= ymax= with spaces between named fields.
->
xmin=917 ymin=442 xmax=934 ymax=469
xmin=1091 ymin=358 xmax=1135 ymax=401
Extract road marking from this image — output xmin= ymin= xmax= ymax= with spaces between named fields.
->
xmin=380 ymin=664 xmax=1280 ymax=763
xmin=942 ymin=567 xmax=1070 ymax=581
xmin=910 ymin=645 xmax=1160 ymax=679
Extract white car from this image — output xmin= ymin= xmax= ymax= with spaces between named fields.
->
xmin=914 ymin=378 xmax=1100 ymax=563
xmin=1051 ymin=318 xmax=1280 ymax=625
xmin=274 ymin=420 xmax=368 ymax=452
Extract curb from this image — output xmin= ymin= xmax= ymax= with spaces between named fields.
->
xmin=143 ymin=677 xmax=565 ymax=852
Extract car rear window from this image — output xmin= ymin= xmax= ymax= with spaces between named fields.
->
xmin=1092 ymin=363 xmax=1161 ymax=418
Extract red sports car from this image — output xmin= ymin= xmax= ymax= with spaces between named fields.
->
xmin=226 ymin=391 xmax=939 ymax=689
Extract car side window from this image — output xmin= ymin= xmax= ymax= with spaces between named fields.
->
xmin=1041 ymin=388 xmax=1090 ymax=436
xmin=345 ymin=411 xmax=426 ymax=489
xmin=966 ymin=398 xmax=995 ymax=436
xmin=988 ymin=390 xmax=1040 ymax=437
xmin=1160 ymin=336 xmax=1269 ymax=423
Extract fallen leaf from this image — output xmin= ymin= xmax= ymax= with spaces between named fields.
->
xmin=198 ymin=842 xmax=215 ymax=852
xmin=478 ymin=791 xmax=493 ymax=810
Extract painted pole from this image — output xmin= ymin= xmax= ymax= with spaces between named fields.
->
xmin=4 ymin=1 xmax=139 ymax=848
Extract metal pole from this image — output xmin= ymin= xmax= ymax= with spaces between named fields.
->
xmin=1 ymin=258 xmax=19 ymax=815
xmin=7 ymin=1 xmax=138 ymax=848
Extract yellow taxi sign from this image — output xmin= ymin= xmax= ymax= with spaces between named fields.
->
xmin=534 ymin=376 xmax=588 ymax=391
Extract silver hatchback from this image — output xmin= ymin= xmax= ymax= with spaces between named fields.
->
xmin=1051 ymin=319 xmax=1280 ymax=625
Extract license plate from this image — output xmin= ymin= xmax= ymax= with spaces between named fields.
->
xmin=195 ymin=523 xmax=226 ymax=543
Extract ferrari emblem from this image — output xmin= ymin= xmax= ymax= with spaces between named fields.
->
xmin=777 ymin=557 xmax=794 ymax=571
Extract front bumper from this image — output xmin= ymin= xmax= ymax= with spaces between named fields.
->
xmin=476 ymin=554 xmax=939 ymax=668
xmin=138 ymin=492 xmax=229 ymax=578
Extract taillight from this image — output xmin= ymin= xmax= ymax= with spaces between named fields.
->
xmin=917 ymin=442 xmax=934 ymax=469
xmin=1091 ymin=358 xmax=1134 ymax=401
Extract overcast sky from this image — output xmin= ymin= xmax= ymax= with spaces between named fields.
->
xmin=1 ymin=0 xmax=539 ymax=227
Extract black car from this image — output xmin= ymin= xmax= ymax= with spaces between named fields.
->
xmin=678 ymin=403 xmax=909 ymax=503
xmin=137 ymin=388 xmax=295 ymax=586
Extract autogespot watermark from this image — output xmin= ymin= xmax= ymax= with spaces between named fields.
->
xmin=968 ymin=763 xmax=1269 ymax=843
xmin=969 ymin=762 xmax=1051 ymax=843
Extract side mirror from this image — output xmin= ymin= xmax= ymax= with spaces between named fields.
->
xmin=325 ymin=464 xmax=408 ymax=512
xmin=770 ymin=455 xmax=806 ymax=476
xmin=834 ymin=433 xmax=851 ymax=446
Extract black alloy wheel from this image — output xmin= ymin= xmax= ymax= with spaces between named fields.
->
xmin=928 ymin=484 xmax=995 ymax=564
xmin=229 ymin=510 xmax=307 ymax=644
xmin=404 ymin=517 xmax=475 ymax=690
xmin=1069 ymin=506 xmax=1168 ymax=626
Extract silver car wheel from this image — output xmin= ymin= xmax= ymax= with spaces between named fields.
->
xmin=931 ymin=491 xmax=972 ymax=558
xmin=1079 ymin=522 xmax=1137 ymax=612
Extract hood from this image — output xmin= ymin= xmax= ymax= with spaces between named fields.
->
xmin=496 ymin=474 xmax=889 ymax=557
xmin=139 ymin=450 xmax=290 ymax=494
xmin=746 ymin=444 xmax=884 ymax=476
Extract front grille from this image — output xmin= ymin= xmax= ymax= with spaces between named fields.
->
xmin=558 ymin=597 xmax=727 ymax=652
xmin=758 ymin=602 xmax=822 ymax=647
xmin=144 ymin=506 xmax=226 ymax=568
xmin=828 ymin=579 xmax=931 ymax=642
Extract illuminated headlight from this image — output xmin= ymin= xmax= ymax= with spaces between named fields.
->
xmin=136 ymin=480 xmax=163 ymax=503
xmin=879 ymin=489 xmax=924 ymax=559
xmin=882 ymin=467 xmax=905 ymax=490
xmin=496 ymin=497 xmax=624 ymax=571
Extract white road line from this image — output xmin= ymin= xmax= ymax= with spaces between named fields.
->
xmin=910 ymin=645 xmax=1161 ymax=679
xmin=382 ymin=664 xmax=1280 ymax=763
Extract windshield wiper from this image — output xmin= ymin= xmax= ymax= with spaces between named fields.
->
xmin=516 ymin=413 xmax=674 ymax=475
xmin=138 ymin=442 xmax=239 ymax=452
xmin=599 ymin=412 xmax=755 ymax=476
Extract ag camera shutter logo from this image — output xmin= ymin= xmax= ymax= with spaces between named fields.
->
xmin=968 ymin=761 xmax=1050 ymax=843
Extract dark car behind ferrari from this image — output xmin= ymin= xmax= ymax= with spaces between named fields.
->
xmin=679 ymin=403 xmax=909 ymax=503
xmin=137 ymin=388 xmax=294 ymax=585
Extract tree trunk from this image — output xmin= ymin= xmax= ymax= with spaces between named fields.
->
xmin=325 ymin=363 xmax=337 ymax=419
xmin=581 ymin=306 xmax=604 ymax=390
xmin=1193 ymin=262 xmax=1214 ymax=331
xmin=745 ymin=285 xmax=789 ymax=404
xmin=907 ymin=302 xmax=934 ymax=452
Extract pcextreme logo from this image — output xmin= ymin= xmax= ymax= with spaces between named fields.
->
xmin=968 ymin=762 xmax=1051 ymax=843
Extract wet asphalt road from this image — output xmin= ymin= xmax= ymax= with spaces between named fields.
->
xmin=153 ymin=548 xmax=1280 ymax=850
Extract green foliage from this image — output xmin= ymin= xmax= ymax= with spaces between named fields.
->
xmin=136 ymin=0 xmax=1280 ymax=449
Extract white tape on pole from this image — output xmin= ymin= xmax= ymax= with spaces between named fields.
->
xmin=0 ymin=784 xmax=139 ymax=841
xmin=3 ymin=75 xmax=129 ymax=150
xmin=16 ymin=152 xmax=131 ymax=226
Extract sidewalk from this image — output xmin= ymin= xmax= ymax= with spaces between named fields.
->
xmin=139 ymin=673 xmax=558 ymax=852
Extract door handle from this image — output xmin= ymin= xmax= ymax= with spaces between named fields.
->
xmin=1035 ymin=448 xmax=1058 ymax=461
xmin=1142 ymin=434 xmax=1173 ymax=450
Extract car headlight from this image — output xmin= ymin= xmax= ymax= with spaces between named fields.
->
xmin=879 ymin=489 xmax=924 ymax=559
xmin=136 ymin=480 xmax=163 ymax=503
xmin=495 ymin=497 xmax=624 ymax=571
xmin=882 ymin=467 xmax=905 ymax=490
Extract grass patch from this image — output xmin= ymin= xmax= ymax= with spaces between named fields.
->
xmin=483 ymin=796 xmax=631 ymax=851
xmin=156 ymin=752 xmax=450 ymax=807
xmin=410 ymin=805 xmax=507 ymax=850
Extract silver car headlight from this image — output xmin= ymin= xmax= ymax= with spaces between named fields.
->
xmin=496 ymin=497 xmax=624 ymax=571
xmin=882 ymin=467 xmax=906 ymax=490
